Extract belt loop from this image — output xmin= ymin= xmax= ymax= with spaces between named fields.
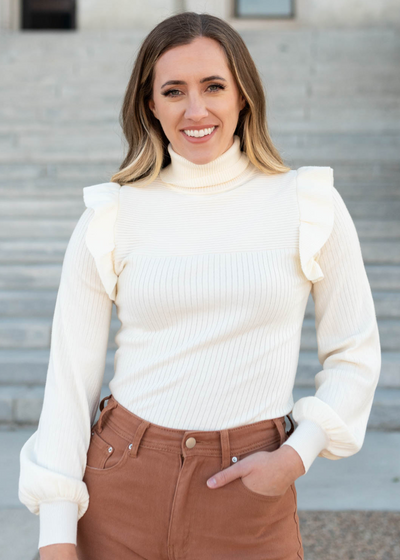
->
xmin=220 ymin=429 xmax=231 ymax=470
xmin=97 ymin=395 xmax=117 ymax=433
xmin=286 ymin=414 xmax=295 ymax=437
xmin=272 ymin=417 xmax=286 ymax=446
xmin=128 ymin=420 xmax=151 ymax=458
xmin=100 ymin=394 xmax=112 ymax=412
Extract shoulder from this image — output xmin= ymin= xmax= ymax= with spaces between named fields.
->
xmin=295 ymin=166 xmax=335 ymax=284
xmin=296 ymin=166 xmax=334 ymax=202
xmin=83 ymin=181 xmax=121 ymax=210
xmin=81 ymin=182 xmax=122 ymax=302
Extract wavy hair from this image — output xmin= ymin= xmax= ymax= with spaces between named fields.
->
xmin=110 ymin=11 xmax=291 ymax=186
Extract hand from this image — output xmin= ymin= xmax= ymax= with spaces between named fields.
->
xmin=206 ymin=444 xmax=306 ymax=497
xmin=39 ymin=543 xmax=78 ymax=560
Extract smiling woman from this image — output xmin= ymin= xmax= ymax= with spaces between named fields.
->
xmin=19 ymin=10 xmax=381 ymax=560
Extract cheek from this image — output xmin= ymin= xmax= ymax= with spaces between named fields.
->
xmin=155 ymin=100 xmax=179 ymax=124
xmin=214 ymin=97 xmax=241 ymax=119
xmin=217 ymin=104 xmax=241 ymax=128
xmin=169 ymin=108 xmax=186 ymax=130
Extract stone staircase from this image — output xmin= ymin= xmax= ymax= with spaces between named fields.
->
xmin=0 ymin=27 xmax=399 ymax=427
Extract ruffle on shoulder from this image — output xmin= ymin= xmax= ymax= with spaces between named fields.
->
xmin=297 ymin=166 xmax=334 ymax=284
xmin=83 ymin=182 xmax=121 ymax=302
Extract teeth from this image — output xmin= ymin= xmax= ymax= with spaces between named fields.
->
xmin=183 ymin=126 xmax=215 ymax=138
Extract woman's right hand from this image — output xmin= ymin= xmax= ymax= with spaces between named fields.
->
xmin=39 ymin=543 xmax=78 ymax=559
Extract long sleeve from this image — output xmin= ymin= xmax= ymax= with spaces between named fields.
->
xmin=282 ymin=171 xmax=382 ymax=473
xmin=18 ymin=183 xmax=120 ymax=549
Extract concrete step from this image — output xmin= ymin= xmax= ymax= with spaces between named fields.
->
xmin=1 ymin=290 xmax=399 ymax=320
xmin=303 ymin=318 xmax=400 ymax=351
xmin=0 ymin=348 xmax=398 ymax=388
xmin=0 ymin=132 xmax=123 ymax=165
xmin=0 ymin=162 xmax=116 ymax=187
xmin=1 ymin=76 xmax=398 ymax=113
xmin=2 ymin=106 xmax=400 ymax=132
xmin=3 ymin=218 xmax=397 ymax=242
xmin=2 ymin=135 xmax=400 ymax=165
xmin=3 ymin=65 xmax=397 ymax=84
xmin=1 ymin=95 xmax=399 ymax=121
xmin=0 ymin=263 xmax=398 ymax=291
xmin=0 ymin=162 xmax=399 ymax=194
xmin=1 ymin=238 xmax=399 ymax=265
xmin=306 ymin=291 xmax=400 ymax=319
xmin=278 ymin=112 xmax=400 ymax=132
xmin=1 ymin=384 xmax=398 ymax=428
xmin=295 ymin=351 xmax=400 ymax=388
xmin=0 ymin=199 xmax=86 ymax=218
xmin=0 ymin=316 xmax=398 ymax=351
xmin=1 ymin=195 xmax=399 ymax=221
xmin=293 ymin=387 xmax=400 ymax=431
xmin=0 ymin=220 xmax=78 ymax=240
xmin=0 ymin=347 xmax=117 ymax=386
xmin=364 ymin=265 xmax=400 ymax=290
xmin=1 ymin=176 xmax=400 ymax=201
xmin=353 ymin=220 xmax=400 ymax=240
xmin=273 ymin=132 xmax=400 ymax=164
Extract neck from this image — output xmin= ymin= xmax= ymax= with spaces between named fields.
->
xmin=159 ymin=135 xmax=253 ymax=195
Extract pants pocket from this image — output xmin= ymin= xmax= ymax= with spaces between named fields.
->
xmin=237 ymin=476 xmax=287 ymax=503
xmin=86 ymin=423 xmax=131 ymax=474
xmin=234 ymin=431 xmax=286 ymax=503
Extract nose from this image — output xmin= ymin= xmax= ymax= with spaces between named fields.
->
xmin=184 ymin=94 xmax=209 ymax=121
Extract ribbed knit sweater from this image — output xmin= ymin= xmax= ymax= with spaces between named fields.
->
xmin=18 ymin=135 xmax=381 ymax=549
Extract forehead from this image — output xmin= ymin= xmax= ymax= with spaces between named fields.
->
xmin=153 ymin=38 xmax=230 ymax=81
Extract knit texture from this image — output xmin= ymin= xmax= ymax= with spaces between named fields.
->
xmin=18 ymin=135 xmax=381 ymax=549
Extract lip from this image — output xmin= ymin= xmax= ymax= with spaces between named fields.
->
xmin=180 ymin=126 xmax=218 ymax=143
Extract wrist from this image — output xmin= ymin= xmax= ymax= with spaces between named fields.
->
xmin=274 ymin=444 xmax=306 ymax=481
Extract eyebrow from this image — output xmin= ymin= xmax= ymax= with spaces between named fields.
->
xmin=160 ymin=75 xmax=227 ymax=89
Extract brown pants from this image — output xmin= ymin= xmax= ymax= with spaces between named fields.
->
xmin=77 ymin=394 xmax=304 ymax=560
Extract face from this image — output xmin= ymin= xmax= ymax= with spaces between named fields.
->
xmin=148 ymin=36 xmax=246 ymax=165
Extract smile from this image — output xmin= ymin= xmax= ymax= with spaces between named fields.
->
xmin=183 ymin=126 xmax=216 ymax=138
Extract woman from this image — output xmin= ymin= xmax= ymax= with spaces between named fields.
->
xmin=19 ymin=11 xmax=381 ymax=560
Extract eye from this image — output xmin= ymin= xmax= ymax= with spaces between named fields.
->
xmin=162 ymin=84 xmax=226 ymax=97
xmin=208 ymin=84 xmax=225 ymax=93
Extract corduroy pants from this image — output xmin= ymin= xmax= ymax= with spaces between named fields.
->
xmin=76 ymin=394 xmax=304 ymax=560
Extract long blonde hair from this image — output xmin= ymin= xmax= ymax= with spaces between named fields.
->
xmin=110 ymin=11 xmax=291 ymax=186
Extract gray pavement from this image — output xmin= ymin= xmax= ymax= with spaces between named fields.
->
xmin=3 ymin=428 xmax=400 ymax=559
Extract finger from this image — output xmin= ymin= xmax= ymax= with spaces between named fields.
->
xmin=207 ymin=465 xmax=240 ymax=489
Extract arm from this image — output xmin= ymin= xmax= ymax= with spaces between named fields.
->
xmin=18 ymin=205 xmax=114 ymax=549
xmin=282 ymin=184 xmax=382 ymax=473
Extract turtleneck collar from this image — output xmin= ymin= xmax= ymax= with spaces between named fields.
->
xmin=159 ymin=135 xmax=253 ymax=195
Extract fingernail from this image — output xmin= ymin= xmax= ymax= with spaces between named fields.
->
xmin=207 ymin=477 xmax=217 ymax=488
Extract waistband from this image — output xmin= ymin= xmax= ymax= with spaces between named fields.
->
xmin=95 ymin=394 xmax=295 ymax=471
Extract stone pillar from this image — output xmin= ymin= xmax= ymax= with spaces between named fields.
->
xmin=0 ymin=0 xmax=20 ymax=30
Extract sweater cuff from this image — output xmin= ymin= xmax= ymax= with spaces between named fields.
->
xmin=39 ymin=501 xmax=79 ymax=549
xmin=281 ymin=418 xmax=330 ymax=474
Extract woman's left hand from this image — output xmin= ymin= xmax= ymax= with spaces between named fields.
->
xmin=206 ymin=444 xmax=306 ymax=497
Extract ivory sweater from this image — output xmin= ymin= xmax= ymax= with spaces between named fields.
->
xmin=19 ymin=135 xmax=381 ymax=549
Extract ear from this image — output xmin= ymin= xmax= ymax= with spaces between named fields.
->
xmin=240 ymin=95 xmax=246 ymax=111
xmin=149 ymin=98 xmax=157 ymax=118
